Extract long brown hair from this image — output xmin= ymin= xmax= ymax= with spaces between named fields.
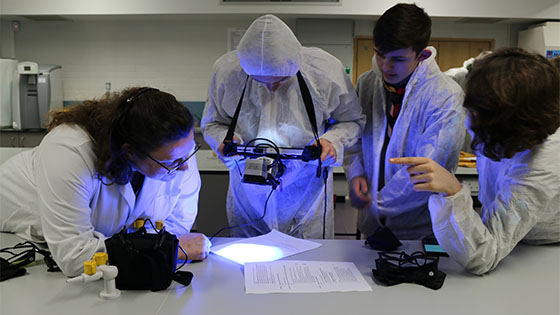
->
xmin=47 ymin=87 xmax=194 ymax=184
xmin=464 ymin=48 xmax=560 ymax=160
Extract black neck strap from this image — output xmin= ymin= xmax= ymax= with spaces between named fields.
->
xmin=223 ymin=71 xmax=319 ymax=144
xmin=296 ymin=71 xmax=319 ymax=141
xmin=224 ymin=76 xmax=249 ymax=144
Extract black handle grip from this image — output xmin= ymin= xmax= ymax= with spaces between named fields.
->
xmin=301 ymin=145 xmax=321 ymax=162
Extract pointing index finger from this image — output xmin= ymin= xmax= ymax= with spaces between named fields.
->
xmin=389 ymin=157 xmax=429 ymax=165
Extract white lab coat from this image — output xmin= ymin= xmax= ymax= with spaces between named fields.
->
xmin=202 ymin=48 xmax=365 ymax=239
xmin=344 ymin=47 xmax=466 ymax=239
xmin=0 ymin=124 xmax=201 ymax=276
xmin=429 ymin=128 xmax=560 ymax=275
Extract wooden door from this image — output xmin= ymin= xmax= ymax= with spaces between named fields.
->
xmin=438 ymin=41 xmax=471 ymax=71
xmin=353 ymin=37 xmax=375 ymax=84
xmin=469 ymin=41 xmax=492 ymax=58
xmin=437 ymin=40 xmax=493 ymax=71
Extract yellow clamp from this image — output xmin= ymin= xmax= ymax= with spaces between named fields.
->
xmin=155 ymin=220 xmax=164 ymax=230
xmin=84 ymin=260 xmax=97 ymax=275
xmin=133 ymin=219 xmax=145 ymax=229
xmin=93 ymin=252 xmax=108 ymax=266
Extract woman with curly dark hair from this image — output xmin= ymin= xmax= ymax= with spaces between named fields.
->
xmin=390 ymin=48 xmax=560 ymax=274
xmin=0 ymin=87 xmax=211 ymax=276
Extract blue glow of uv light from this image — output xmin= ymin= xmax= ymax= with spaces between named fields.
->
xmin=254 ymin=129 xmax=286 ymax=147
xmin=213 ymin=243 xmax=284 ymax=265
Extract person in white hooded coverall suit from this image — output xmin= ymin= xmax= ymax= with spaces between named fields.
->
xmin=344 ymin=4 xmax=466 ymax=240
xmin=391 ymin=48 xmax=560 ymax=275
xmin=201 ymin=14 xmax=365 ymax=239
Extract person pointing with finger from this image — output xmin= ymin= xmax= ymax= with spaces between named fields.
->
xmin=391 ymin=48 xmax=560 ymax=275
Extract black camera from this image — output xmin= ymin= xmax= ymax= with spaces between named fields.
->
xmin=222 ymin=141 xmax=321 ymax=188
xmin=105 ymin=226 xmax=193 ymax=291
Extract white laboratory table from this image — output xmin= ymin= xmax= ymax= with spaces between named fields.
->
xmin=1 ymin=233 xmax=558 ymax=315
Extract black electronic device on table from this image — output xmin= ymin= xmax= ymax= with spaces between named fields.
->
xmin=422 ymin=238 xmax=449 ymax=257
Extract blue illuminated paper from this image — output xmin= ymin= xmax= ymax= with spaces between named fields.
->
xmin=211 ymin=230 xmax=322 ymax=265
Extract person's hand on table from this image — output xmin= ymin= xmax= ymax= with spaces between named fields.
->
xmin=178 ymin=232 xmax=212 ymax=261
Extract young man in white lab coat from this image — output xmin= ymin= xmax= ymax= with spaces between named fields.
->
xmin=0 ymin=88 xmax=211 ymax=276
xmin=344 ymin=3 xmax=465 ymax=240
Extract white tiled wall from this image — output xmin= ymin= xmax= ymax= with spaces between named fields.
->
xmin=11 ymin=17 xmax=295 ymax=102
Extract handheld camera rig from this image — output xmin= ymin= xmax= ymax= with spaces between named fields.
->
xmin=222 ymin=71 xmax=323 ymax=188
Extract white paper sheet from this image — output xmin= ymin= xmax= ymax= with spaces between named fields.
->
xmin=211 ymin=230 xmax=322 ymax=265
xmin=244 ymin=260 xmax=373 ymax=294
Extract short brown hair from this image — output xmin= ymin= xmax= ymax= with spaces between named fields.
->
xmin=373 ymin=3 xmax=431 ymax=55
xmin=464 ymin=47 xmax=559 ymax=160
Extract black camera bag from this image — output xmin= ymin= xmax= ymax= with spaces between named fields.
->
xmin=105 ymin=226 xmax=193 ymax=291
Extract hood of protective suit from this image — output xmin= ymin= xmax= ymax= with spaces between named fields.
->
xmin=237 ymin=14 xmax=303 ymax=77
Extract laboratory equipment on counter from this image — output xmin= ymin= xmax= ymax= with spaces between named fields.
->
xmin=0 ymin=58 xmax=18 ymax=128
xmin=518 ymin=22 xmax=560 ymax=59
xmin=12 ymin=61 xmax=63 ymax=130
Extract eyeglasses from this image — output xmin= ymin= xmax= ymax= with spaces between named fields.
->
xmin=147 ymin=144 xmax=201 ymax=174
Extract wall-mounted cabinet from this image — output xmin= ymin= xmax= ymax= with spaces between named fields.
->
xmin=0 ymin=130 xmax=46 ymax=147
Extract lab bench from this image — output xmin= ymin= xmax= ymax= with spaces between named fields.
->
xmin=1 ymin=232 xmax=557 ymax=315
